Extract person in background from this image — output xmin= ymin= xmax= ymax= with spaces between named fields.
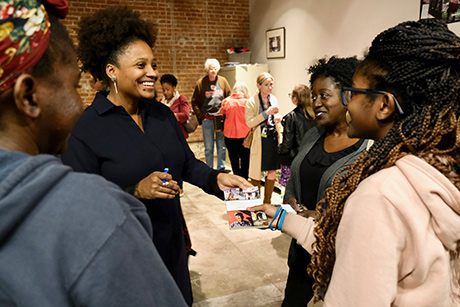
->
xmin=160 ymin=74 xmax=191 ymax=139
xmin=245 ymin=72 xmax=282 ymax=204
xmin=447 ymin=0 xmax=459 ymax=22
xmin=159 ymin=73 xmax=192 ymax=252
xmin=250 ymin=19 xmax=460 ymax=306
xmin=191 ymin=58 xmax=232 ymax=171
xmin=60 ymin=8 xmax=250 ymax=306
xmin=277 ymin=84 xmax=316 ymax=187
xmin=160 ymin=72 xmax=194 ymax=246
xmin=219 ymin=82 xmax=251 ymax=179
xmin=280 ymin=57 xmax=366 ymax=307
xmin=0 ymin=1 xmax=186 ymax=306
xmin=89 ymin=77 xmax=106 ymax=92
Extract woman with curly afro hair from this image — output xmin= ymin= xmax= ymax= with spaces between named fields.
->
xmin=251 ymin=19 xmax=460 ymax=306
xmin=61 ymin=7 xmax=251 ymax=306
xmin=279 ymin=56 xmax=370 ymax=306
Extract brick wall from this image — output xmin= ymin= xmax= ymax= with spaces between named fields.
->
xmin=62 ymin=0 xmax=250 ymax=144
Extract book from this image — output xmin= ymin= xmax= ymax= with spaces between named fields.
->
xmin=224 ymin=187 xmax=296 ymax=230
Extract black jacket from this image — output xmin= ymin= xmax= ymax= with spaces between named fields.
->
xmin=278 ymin=106 xmax=316 ymax=166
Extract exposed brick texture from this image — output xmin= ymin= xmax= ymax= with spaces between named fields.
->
xmin=63 ymin=0 xmax=250 ymax=143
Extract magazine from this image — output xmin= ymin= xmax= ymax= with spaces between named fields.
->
xmin=224 ymin=187 xmax=295 ymax=230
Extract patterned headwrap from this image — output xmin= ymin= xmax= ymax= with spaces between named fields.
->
xmin=0 ymin=0 xmax=69 ymax=91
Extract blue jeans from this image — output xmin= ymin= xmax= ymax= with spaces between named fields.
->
xmin=202 ymin=118 xmax=226 ymax=170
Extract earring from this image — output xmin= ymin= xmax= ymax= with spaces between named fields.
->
xmin=111 ymin=76 xmax=118 ymax=94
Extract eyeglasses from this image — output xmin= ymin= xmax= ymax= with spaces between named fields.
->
xmin=341 ymin=86 xmax=404 ymax=115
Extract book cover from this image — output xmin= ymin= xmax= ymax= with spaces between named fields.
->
xmin=224 ymin=187 xmax=295 ymax=230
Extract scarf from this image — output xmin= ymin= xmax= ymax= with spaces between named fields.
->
xmin=0 ymin=0 xmax=69 ymax=91
xmin=160 ymin=91 xmax=180 ymax=108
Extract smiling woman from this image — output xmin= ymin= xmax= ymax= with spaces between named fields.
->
xmin=274 ymin=56 xmax=370 ymax=306
xmin=60 ymin=7 xmax=251 ymax=306
xmin=0 ymin=1 xmax=187 ymax=306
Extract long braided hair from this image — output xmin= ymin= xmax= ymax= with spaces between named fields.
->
xmin=308 ymin=19 xmax=460 ymax=303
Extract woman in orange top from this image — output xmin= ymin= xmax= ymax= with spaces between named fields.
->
xmin=219 ymin=82 xmax=251 ymax=179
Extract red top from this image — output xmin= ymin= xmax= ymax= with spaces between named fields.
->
xmin=219 ymin=93 xmax=250 ymax=138
xmin=162 ymin=94 xmax=190 ymax=139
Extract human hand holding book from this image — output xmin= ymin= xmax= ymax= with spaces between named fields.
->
xmin=224 ymin=187 xmax=294 ymax=230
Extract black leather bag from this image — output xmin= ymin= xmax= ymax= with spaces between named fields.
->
xmin=214 ymin=114 xmax=225 ymax=132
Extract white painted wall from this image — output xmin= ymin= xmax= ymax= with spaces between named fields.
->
xmin=250 ymin=0 xmax=460 ymax=115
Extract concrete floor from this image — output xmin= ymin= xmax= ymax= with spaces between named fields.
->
xmin=181 ymin=181 xmax=291 ymax=307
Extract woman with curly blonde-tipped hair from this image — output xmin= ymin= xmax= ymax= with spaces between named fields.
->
xmin=279 ymin=56 xmax=367 ymax=306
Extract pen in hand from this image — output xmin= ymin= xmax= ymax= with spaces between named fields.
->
xmin=163 ymin=167 xmax=169 ymax=186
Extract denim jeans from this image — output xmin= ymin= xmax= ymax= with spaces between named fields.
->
xmin=202 ymin=118 xmax=226 ymax=170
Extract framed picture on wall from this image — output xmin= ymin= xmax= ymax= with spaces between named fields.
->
xmin=420 ymin=0 xmax=460 ymax=24
xmin=266 ymin=27 xmax=285 ymax=59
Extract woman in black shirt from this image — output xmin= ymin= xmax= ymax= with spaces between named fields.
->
xmin=61 ymin=7 xmax=250 ymax=306
xmin=282 ymin=57 xmax=369 ymax=306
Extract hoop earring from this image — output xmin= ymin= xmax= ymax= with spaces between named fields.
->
xmin=111 ymin=76 xmax=118 ymax=94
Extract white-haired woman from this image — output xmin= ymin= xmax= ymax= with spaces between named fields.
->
xmin=245 ymin=72 xmax=282 ymax=203
xmin=219 ymin=82 xmax=251 ymax=179
xmin=191 ymin=58 xmax=232 ymax=171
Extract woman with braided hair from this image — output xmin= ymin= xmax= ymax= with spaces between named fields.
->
xmin=250 ymin=19 xmax=460 ymax=306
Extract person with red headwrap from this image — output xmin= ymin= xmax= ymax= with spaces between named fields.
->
xmin=0 ymin=1 xmax=186 ymax=306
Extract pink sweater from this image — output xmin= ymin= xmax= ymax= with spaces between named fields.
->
xmin=282 ymin=155 xmax=460 ymax=306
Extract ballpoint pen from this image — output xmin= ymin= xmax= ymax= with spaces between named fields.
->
xmin=163 ymin=167 xmax=169 ymax=185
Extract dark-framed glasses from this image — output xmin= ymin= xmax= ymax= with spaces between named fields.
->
xmin=341 ymin=86 xmax=404 ymax=115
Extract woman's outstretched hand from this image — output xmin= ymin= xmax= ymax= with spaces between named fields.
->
xmin=248 ymin=204 xmax=279 ymax=218
xmin=217 ymin=173 xmax=252 ymax=191
xmin=284 ymin=197 xmax=299 ymax=211
xmin=283 ymin=197 xmax=316 ymax=219
xmin=250 ymin=202 xmax=316 ymax=221
xmin=135 ymin=171 xmax=180 ymax=199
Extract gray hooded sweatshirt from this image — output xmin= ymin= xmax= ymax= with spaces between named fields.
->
xmin=0 ymin=149 xmax=186 ymax=306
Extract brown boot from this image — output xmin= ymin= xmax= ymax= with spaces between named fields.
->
xmin=250 ymin=179 xmax=261 ymax=190
xmin=263 ymin=179 xmax=275 ymax=204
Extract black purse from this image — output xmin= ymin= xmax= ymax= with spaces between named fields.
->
xmin=214 ymin=114 xmax=225 ymax=132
